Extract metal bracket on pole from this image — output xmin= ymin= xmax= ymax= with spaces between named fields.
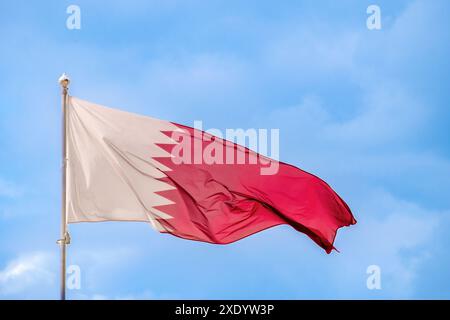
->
xmin=56 ymin=232 xmax=71 ymax=245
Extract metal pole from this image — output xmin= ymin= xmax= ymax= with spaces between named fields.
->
xmin=57 ymin=73 xmax=71 ymax=300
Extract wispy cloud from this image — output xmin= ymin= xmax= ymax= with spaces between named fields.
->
xmin=0 ymin=252 xmax=56 ymax=297
xmin=331 ymin=189 xmax=441 ymax=298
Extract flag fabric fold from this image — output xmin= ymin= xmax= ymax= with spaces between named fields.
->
xmin=67 ymin=96 xmax=356 ymax=253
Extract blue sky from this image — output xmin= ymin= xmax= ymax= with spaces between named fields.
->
xmin=0 ymin=0 xmax=449 ymax=299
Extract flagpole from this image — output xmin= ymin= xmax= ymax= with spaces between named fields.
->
xmin=57 ymin=73 xmax=71 ymax=300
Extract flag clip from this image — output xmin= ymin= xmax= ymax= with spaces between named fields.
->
xmin=56 ymin=232 xmax=71 ymax=245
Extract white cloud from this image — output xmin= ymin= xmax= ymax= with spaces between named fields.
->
xmin=256 ymin=0 xmax=442 ymax=151
xmin=0 ymin=252 xmax=56 ymax=297
xmin=324 ymin=85 xmax=427 ymax=147
xmin=331 ymin=190 xmax=442 ymax=298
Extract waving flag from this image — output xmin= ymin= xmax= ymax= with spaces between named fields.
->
xmin=66 ymin=96 xmax=355 ymax=253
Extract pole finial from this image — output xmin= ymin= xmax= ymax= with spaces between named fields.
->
xmin=58 ymin=73 xmax=70 ymax=88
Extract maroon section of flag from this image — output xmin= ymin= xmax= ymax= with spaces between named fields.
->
xmin=153 ymin=124 xmax=356 ymax=253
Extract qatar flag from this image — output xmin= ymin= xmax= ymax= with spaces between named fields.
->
xmin=66 ymin=97 xmax=356 ymax=253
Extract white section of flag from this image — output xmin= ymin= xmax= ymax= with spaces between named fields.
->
xmin=66 ymin=96 xmax=178 ymax=231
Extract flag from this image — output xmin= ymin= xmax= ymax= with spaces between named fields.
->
xmin=67 ymin=96 xmax=356 ymax=253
